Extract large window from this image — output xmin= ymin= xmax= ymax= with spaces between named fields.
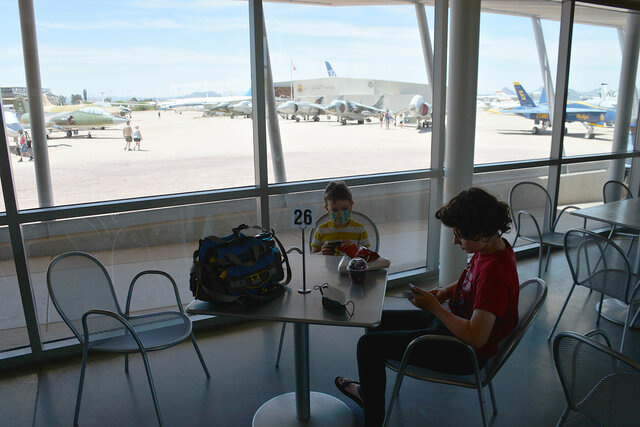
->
xmin=475 ymin=2 xmax=561 ymax=164
xmin=264 ymin=3 xmax=433 ymax=182
xmin=3 ymin=1 xmax=254 ymax=210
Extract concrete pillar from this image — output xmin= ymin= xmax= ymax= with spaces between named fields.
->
xmin=18 ymin=0 xmax=53 ymax=207
xmin=438 ymin=0 xmax=481 ymax=284
xmin=610 ymin=13 xmax=640 ymax=185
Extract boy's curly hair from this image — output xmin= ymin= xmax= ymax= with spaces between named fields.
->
xmin=435 ymin=187 xmax=511 ymax=239
xmin=324 ymin=181 xmax=353 ymax=204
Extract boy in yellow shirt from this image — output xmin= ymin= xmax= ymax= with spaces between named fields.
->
xmin=311 ymin=181 xmax=370 ymax=255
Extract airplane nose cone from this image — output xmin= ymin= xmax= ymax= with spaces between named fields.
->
xmin=419 ymin=103 xmax=429 ymax=116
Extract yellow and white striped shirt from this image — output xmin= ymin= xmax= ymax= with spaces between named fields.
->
xmin=311 ymin=219 xmax=370 ymax=253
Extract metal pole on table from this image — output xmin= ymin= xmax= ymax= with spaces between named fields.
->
xmin=298 ymin=228 xmax=310 ymax=294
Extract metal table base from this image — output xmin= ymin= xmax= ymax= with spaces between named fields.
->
xmin=596 ymin=298 xmax=640 ymax=329
xmin=252 ymin=323 xmax=354 ymax=427
xmin=252 ymin=392 xmax=354 ymax=427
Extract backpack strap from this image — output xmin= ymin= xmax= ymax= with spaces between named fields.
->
xmin=269 ymin=228 xmax=292 ymax=285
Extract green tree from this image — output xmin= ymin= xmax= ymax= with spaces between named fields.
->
xmin=56 ymin=95 xmax=66 ymax=105
xmin=83 ymin=89 xmax=87 ymax=102
xmin=71 ymin=94 xmax=83 ymax=104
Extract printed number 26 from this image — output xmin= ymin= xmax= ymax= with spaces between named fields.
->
xmin=294 ymin=209 xmax=313 ymax=226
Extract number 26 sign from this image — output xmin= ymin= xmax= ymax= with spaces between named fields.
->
xmin=291 ymin=207 xmax=314 ymax=229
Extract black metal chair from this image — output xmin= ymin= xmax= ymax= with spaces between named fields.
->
xmin=509 ymin=181 xmax=582 ymax=277
xmin=46 ymin=251 xmax=210 ymax=426
xmin=275 ymin=210 xmax=380 ymax=367
xmin=603 ymin=180 xmax=637 ymax=256
xmin=553 ymin=330 xmax=640 ymax=426
xmin=382 ymin=278 xmax=547 ymax=427
xmin=547 ymin=228 xmax=640 ymax=352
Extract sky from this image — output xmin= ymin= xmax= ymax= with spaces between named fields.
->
xmin=0 ymin=0 xmax=629 ymax=101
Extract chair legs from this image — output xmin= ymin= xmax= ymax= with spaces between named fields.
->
xmin=190 ymin=332 xmax=211 ymax=378
xmin=382 ymin=368 xmax=406 ymax=427
xmin=548 ymin=284 xmax=578 ymax=340
xmin=488 ymin=381 xmax=497 ymax=414
xmin=139 ymin=349 xmax=164 ymax=426
xmin=74 ymin=344 xmax=90 ymax=426
xmin=275 ymin=322 xmax=287 ymax=367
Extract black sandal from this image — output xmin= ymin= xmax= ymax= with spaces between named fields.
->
xmin=334 ymin=376 xmax=363 ymax=408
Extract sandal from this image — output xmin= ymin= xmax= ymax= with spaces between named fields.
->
xmin=334 ymin=376 xmax=363 ymax=408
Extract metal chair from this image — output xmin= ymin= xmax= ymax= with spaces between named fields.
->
xmin=547 ymin=229 xmax=640 ymax=352
xmin=553 ymin=330 xmax=640 ymax=426
xmin=46 ymin=251 xmax=210 ymax=426
xmin=275 ymin=210 xmax=380 ymax=367
xmin=382 ymin=278 xmax=547 ymax=427
xmin=509 ymin=181 xmax=582 ymax=277
xmin=603 ymin=180 xmax=637 ymax=256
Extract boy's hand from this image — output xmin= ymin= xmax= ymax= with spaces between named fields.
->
xmin=430 ymin=287 xmax=450 ymax=304
xmin=320 ymin=241 xmax=341 ymax=255
xmin=408 ymin=285 xmax=442 ymax=312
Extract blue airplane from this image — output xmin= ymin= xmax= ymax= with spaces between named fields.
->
xmin=498 ymin=82 xmax=611 ymax=138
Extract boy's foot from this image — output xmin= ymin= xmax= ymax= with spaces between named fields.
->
xmin=29 ymin=157 xmax=34 ymax=161
xmin=18 ymin=159 xmax=23 ymax=162
xmin=334 ymin=377 xmax=363 ymax=408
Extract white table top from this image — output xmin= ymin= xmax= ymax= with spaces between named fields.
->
xmin=570 ymin=198 xmax=640 ymax=230
xmin=186 ymin=254 xmax=388 ymax=328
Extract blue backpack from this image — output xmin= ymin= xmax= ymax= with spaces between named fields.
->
xmin=189 ymin=225 xmax=291 ymax=304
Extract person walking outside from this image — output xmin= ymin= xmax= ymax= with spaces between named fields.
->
xmin=17 ymin=130 xmax=33 ymax=162
xmin=384 ymin=108 xmax=391 ymax=130
xmin=123 ymin=121 xmax=133 ymax=150
xmin=133 ymin=125 xmax=143 ymax=151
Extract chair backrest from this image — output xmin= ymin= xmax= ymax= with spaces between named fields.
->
xmin=308 ymin=210 xmax=380 ymax=253
xmin=484 ymin=278 xmax=547 ymax=381
xmin=47 ymin=251 xmax=123 ymax=342
xmin=603 ymin=180 xmax=633 ymax=203
xmin=509 ymin=181 xmax=553 ymax=238
xmin=563 ymin=229 xmax=632 ymax=302
xmin=553 ymin=331 xmax=640 ymax=425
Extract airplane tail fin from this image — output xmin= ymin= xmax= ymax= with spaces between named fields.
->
xmin=42 ymin=94 xmax=54 ymax=107
xmin=373 ymin=95 xmax=384 ymax=109
xmin=539 ymin=89 xmax=547 ymax=105
xmin=513 ymin=82 xmax=536 ymax=107
xmin=315 ymin=96 xmax=325 ymax=105
xmin=495 ymin=90 xmax=511 ymax=101
xmin=325 ymin=61 xmax=336 ymax=77
xmin=12 ymin=97 xmax=29 ymax=117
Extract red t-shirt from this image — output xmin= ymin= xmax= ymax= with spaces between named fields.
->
xmin=448 ymin=239 xmax=519 ymax=361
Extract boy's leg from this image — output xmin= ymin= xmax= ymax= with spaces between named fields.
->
xmin=357 ymin=317 xmax=480 ymax=426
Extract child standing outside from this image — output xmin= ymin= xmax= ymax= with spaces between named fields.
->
xmin=133 ymin=125 xmax=142 ymax=151
xmin=311 ymin=181 xmax=370 ymax=255
xmin=335 ymin=187 xmax=519 ymax=426
xmin=17 ymin=130 xmax=33 ymax=162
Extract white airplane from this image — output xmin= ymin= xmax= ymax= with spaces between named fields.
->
xmin=326 ymin=95 xmax=386 ymax=125
xmin=277 ymin=97 xmax=328 ymax=122
xmin=583 ymin=83 xmax=617 ymax=108
xmin=489 ymin=90 xmax=519 ymax=109
xmin=406 ymin=95 xmax=432 ymax=129
xmin=226 ymin=100 xmax=252 ymax=118
xmin=3 ymin=108 xmax=24 ymax=140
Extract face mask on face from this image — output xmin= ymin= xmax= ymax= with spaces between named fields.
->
xmin=330 ymin=210 xmax=351 ymax=226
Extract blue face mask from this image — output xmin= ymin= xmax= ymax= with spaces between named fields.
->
xmin=330 ymin=210 xmax=351 ymax=226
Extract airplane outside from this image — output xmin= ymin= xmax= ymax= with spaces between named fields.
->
xmin=18 ymin=102 xmax=127 ymax=138
xmin=2 ymin=108 xmax=24 ymax=140
xmin=406 ymin=94 xmax=432 ymax=129
xmin=489 ymin=90 xmax=519 ymax=109
xmin=493 ymin=82 xmax=611 ymax=138
xmin=325 ymin=61 xmax=337 ymax=77
xmin=277 ymin=96 xmax=328 ymax=122
xmin=325 ymin=95 xmax=387 ymax=125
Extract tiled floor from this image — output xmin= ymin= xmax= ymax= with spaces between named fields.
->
xmin=1 ymin=246 xmax=638 ymax=427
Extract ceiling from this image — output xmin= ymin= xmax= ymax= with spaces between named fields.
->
xmin=265 ymin=1 xmax=639 ymax=29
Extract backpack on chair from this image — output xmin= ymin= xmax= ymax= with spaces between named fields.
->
xmin=189 ymin=224 xmax=291 ymax=305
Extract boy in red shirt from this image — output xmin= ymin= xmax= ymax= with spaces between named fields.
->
xmin=335 ymin=187 xmax=519 ymax=426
